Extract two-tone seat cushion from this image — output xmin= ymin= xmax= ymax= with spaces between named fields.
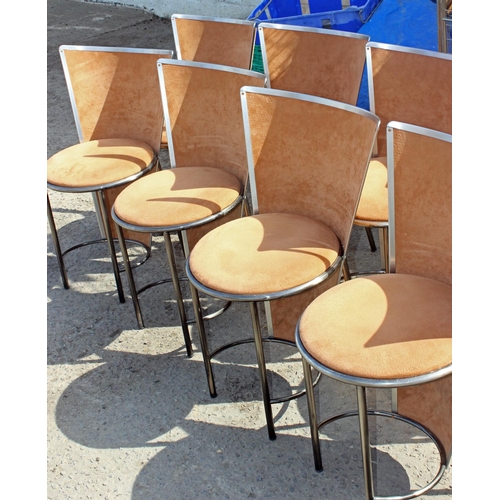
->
xmin=355 ymin=157 xmax=388 ymax=224
xmin=298 ymin=273 xmax=451 ymax=381
xmin=112 ymin=166 xmax=241 ymax=230
xmin=47 ymin=138 xmax=156 ymax=191
xmin=188 ymin=213 xmax=341 ymax=296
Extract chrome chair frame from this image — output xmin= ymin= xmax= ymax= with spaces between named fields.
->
xmin=111 ymin=60 xmax=267 ymax=353
xmin=186 ymin=87 xmax=379 ymax=440
xmin=47 ymin=45 xmax=172 ymax=300
xmin=353 ymin=42 xmax=452 ymax=275
xmin=296 ymin=122 xmax=452 ymax=499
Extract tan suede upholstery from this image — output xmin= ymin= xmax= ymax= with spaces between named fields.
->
xmin=299 ymin=274 xmax=451 ymax=379
xmin=47 ymin=139 xmax=155 ymax=189
xmin=113 ymin=167 xmax=241 ymax=228
xmin=391 ymin=127 xmax=452 ymax=285
xmin=356 ymin=45 xmax=452 ymax=225
xmin=189 ymin=213 xmax=341 ymax=295
xmin=261 ymin=26 xmax=368 ymax=105
xmin=353 ymin=157 xmax=388 ymax=223
xmin=172 ymin=16 xmax=255 ymax=69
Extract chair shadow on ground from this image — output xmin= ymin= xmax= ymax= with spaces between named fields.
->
xmin=53 ymin=340 xmax=450 ymax=499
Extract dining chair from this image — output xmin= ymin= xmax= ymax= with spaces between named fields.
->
xmin=47 ymin=45 xmax=172 ymax=301
xmin=296 ymin=121 xmax=452 ymax=499
xmin=259 ymin=22 xmax=369 ymax=104
xmin=350 ymin=42 xmax=452 ymax=276
xmin=157 ymin=14 xmax=258 ymax=152
xmin=111 ymin=60 xmax=266 ymax=355
xmin=186 ymin=86 xmax=379 ymax=439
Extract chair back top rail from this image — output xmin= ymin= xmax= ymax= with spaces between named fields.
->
xmin=59 ymin=45 xmax=173 ymax=151
xmin=387 ymin=121 xmax=452 ymax=285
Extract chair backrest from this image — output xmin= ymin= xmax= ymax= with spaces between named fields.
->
xmin=259 ymin=23 xmax=369 ymax=105
xmin=387 ymin=121 xmax=452 ymax=285
xmin=171 ymin=14 xmax=256 ymax=70
xmin=366 ymin=42 xmax=452 ymax=156
xmin=241 ymin=87 xmax=379 ymax=251
xmin=59 ymin=45 xmax=173 ymax=153
xmin=157 ymin=60 xmax=267 ymax=186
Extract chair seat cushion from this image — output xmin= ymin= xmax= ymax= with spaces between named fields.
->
xmin=355 ymin=157 xmax=388 ymax=224
xmin=113 ymin=166 xmax=241 ymax=229
xmin=47 ymin=138 xmax=155 ymax=190
xmin=298 ymin=273 xmax=451 ymax=381
xmin=189 ymin=213 xmax=341 ymax=296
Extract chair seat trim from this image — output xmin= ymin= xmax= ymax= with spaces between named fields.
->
xmin=186 ymin=254 xmax=344 ymax=303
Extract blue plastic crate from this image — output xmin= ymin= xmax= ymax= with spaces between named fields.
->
xmin=248 ymin=0 xmax=383 ymax=44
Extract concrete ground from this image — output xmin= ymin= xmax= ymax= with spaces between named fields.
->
xmin=47 ymin=1 xmax=452 ymax=498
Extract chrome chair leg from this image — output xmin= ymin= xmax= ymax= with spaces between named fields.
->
xmin=303 ymin=358 xmax=323 ymax=472
xmin=365 ymin=227 xmax=377 ymax=252
xmin=342 ymin=258 xmax=352 ymax=282
xmin=357 ymin=386 xmax=376 ymax=500
xmin=249 ymin=301 xmax=276 ymax=441
xmin=164 ymin=232 xmax=193 ymax=358
xmin=189 ymin=281 xmax=217 ymax=397
xmin=96 ymin=190 xmax=125 ymax=303
xmin=378 ymin=226 xmax=389 ymax=273
xmin=47 ymin=195 xmax=69 ymax=289
xmin=115 ymin=222 xmax=144 ymax=328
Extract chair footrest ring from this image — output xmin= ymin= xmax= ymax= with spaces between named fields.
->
xmin=62 ymin=237 xmax=151 ymax=271
xmin=318 ymin=409 xmax=447 ymax=500
xmin=209 ymin=336 xmax=321 ymax=404
xmin=137 ymin=277 xmax=232 ymax=323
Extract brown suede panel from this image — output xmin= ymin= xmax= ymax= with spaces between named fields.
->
xmin=262 ymin=27 xmax=367 ymax=105
xmin=370 ymin=47 xmax=452 ymax=156
xmin=189 ymin=213 xmax=340 ymax=295
xmin=47 ymin=139 xmax=155 ymax=189
xmin=354 ymin=157 xmax=388 ymax=222
xmin=113 ymin=167 xmax=241 ymax=228
xmin=174 ymin=18 xmax=255 ymax=69
xmin=398 ymin=375 xmax=452 ymax=461
xmin=270 ymin=269 xmax=341 ymax=342
xmin=392 ymin=128 xmax=452 ymax=285
xmin=161 ymin=64 xmax=266 ymax=186
xmin=298 ymin=274 xmax=451 ymax=379
xmin=245 ymin=92 xmax=377 ymax=249
xmin=61 ymin=49 xmax=168 ymax=151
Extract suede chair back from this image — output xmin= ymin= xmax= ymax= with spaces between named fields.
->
xmin=387 ymin=121 xmax=453 ymax=462
xmin=243 ymin=89 xmax=378 ymax=251
xmin=61 ymin=46 xmax=167 ymax=149
xmin=388 ymin=123 xmax=452 ymax=285
xmin=259 ymin=23 xmax=369 ymax=105
xmin=159 ymin=60 xmax=267 ymax=248
xmin=60 ymin=46 xmax=172 ymax=245
xmin=172 ymin=14 xmax=256 ymax=69
xmin=242 ymin=88 xmax=379 ymax=342
xmin=367 ymin=42 xmax=452 ymax=156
